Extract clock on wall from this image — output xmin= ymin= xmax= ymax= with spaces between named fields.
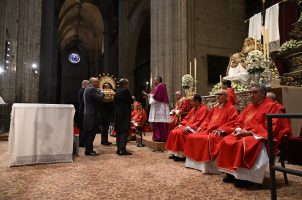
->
xmin=68 ymin=53 xmax=81 ymax=64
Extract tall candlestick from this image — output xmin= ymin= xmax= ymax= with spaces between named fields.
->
xmin=189 ymin=62 xmax=192 ymax=76
xmin=266 ymin=29 xmax=270 ymax=59
xmin=262 ymin=27 xmax=266 ymax=58
xmin=194 ymin=58 xmax=197 ymax=81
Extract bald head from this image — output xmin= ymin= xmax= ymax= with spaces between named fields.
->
xmin=267 ymin=92 xmax=276 ymax=101
xmin=89 ymin=77 xmax=99 ymax=88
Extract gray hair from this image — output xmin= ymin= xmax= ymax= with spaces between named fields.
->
xmin=89 ymin=77 xmax=98 ymax=84
xmin=82 ymin=80 xmax=89 ymax=87
xmin=250 ymin=83 xmax=267 ymax=96
xmin=119 ymin=78 xmax=129 ymax=87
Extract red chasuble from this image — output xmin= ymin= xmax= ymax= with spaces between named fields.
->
xmin=169 ymin=98 xmax=191 ymax=132
xmin=165 ymin=104 xmax=209 ymax=153
xmin=184 ymin=101 xmax=238 ymax=162
xmin=130 ymin=108 xmax=147 ymax=129
xmin=216 ymin=99 xmax=285 ymax=171
xmin=227 ymin=88 xmax=237 ymax=106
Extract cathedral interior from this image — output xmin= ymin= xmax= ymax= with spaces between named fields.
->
xmin=0 ymin=0 xmax=298 ymax=132
xmin=0 ymin=0 xmax=302 ymax=199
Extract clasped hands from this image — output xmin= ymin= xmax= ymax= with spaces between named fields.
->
xmin=232 ymin=129 xmax=253 ymax=138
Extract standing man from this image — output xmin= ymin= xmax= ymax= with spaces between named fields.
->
xmin=221 ymin=79 xmax=237 ymax=106
xmin=78 ymin=80 xmax=89 ymax=147
xmin=114 ymin=78 xmax=134 ymax=155
xmin=83 ymin=77 xmax=105 ymax=156
xmin=143 ymin=76 xmax=170 ymax=142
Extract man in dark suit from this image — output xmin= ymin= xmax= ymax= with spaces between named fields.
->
xmin=78 ymin=80 xmax=89 ymax=147
xmin=83 ymin=77 xmax=105 ymax=156
xmin=114 ymin=78 xmax=134 ymax=155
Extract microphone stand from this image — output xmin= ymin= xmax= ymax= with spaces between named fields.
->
xmin=137 ymin=107 xmax=145 ymax=147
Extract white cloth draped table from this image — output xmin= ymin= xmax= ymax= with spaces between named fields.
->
xmin=9 ymin=103 xmax=75 ymax=166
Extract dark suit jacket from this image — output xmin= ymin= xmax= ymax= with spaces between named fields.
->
xmin=83 ymin=86 xmax=105 ymax=131
xmin=77 ymin=88 xmax=85 ymax=129
xmin=114 ymin=88 xmax=134 ymax=132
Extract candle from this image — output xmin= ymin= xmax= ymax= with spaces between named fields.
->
xmin=266 ymin=29 xmax=270 ymax=59
xmin=194 ymin=58 xmax=197 ymax=81
xmin=220 ymin=75 xmax=222 ymax=83
xmin=254 ymin=36 xmax=257 ymax=50
xmin=262 ymin=27 xmax=266 ymax=58
xmin=189 ymin=62 xmax=192 ymax=76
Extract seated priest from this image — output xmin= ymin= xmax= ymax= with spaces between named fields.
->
xmin=221 ymin=80 xmax=237 ymax=106
xmin=169 ymin=91 xmax=191 ymax=132
xmin=128 ymin=101 xmax=147 ymax=140
xmin=216 ymin=83 xmax=291 ymax=188
xmin=184 ymin=89 xmax=238 ymax=174
xmin=165 ymin=94 xmax=209 ymax=161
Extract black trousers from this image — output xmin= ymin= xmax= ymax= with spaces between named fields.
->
xmin=85 ymin=129 xmax=97 ymax=153
xmin=100 ymin=123 xmax=109 ymax=142
xmin=116 ymin=130 xmax=128 ymax=151
xmin=79 ymin=129 xmax=87 ymax=147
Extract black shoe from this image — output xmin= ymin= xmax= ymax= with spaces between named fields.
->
xmin=234 ymin=179 xmax=253 ymax=188
xmin=168 ymin=155 xmax=175 ymax=159
xmin=117 ymin=150 xmax=132 ymax=156
xmin=85 ymin=151 xmax=100 ymax=156
xmin=173 ymin=156 xmax=186 ymax=161
xmin=101 ymin=141 xmax=112 ymax=145
xmin=223 ymin=174 xmax=235 ymax=183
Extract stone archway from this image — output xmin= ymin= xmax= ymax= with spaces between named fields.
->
xmin=58 ymin=0 xmax=104 ymax=104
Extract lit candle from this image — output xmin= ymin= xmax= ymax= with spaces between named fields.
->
xmin=189 ymin=62 xmax=192 ymax=76
xmin=194 ymin=58 xmax=197 ymax=81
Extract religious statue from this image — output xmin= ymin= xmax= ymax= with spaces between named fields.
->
xmin=99 ymin=74 xmax=117 ymax=102
xmin=223 ymin=52 xmax=249 ymax=83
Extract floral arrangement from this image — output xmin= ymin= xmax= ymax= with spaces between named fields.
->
xmin=280 ymin=39 xmax=302 ymax=52
xmin=245 ymin=50 xmax=266 ymax=74
xmin=181 ymin=74 xmax=193 ymax=88
xmin=210 ymin=81 xmax=248 ymax=95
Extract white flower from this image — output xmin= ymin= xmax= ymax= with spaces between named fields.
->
xmin=182 ymin=74 xmax=194 ymax=87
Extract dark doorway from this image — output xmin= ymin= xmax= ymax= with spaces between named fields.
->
xmin=133 ymin=16 xmax=150 ymax=107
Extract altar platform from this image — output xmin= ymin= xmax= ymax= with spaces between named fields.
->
xmin=135 ymin=132 xmax=166 ymax=152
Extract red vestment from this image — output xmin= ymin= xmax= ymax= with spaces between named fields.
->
xmin=169 ymin=98 xmax=191 ymax=132
xmin=165 ymin=104 xmax=209 ymax=153
xmin=227 ymin=88 xmax=237 ymax=106
xmin=184 ymin=101 xmax=238 ymax=162
xmin=216 ymin=99 xmax=288 ymax=172
xmin=129 ymin=108 xmax=147 ymax=136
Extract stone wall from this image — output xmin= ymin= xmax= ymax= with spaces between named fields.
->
xmin=150 ymin=0 xmax=247 ymax=99
xmin=0 ymin=0 xmax=42 ymax=132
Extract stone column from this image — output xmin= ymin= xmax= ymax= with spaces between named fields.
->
xmin=40 ymin=0 xmax=59 ymax=103
xmin=118 ymin=0 xmax=131 ymax=88
xmin=151 ymin=0 xmax=188 ymax=102
xmin=103 ymin=19 xmax=112 ymax=74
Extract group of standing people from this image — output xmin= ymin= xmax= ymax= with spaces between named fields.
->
xmin=77 ymin=77 xmax=134 ymax=156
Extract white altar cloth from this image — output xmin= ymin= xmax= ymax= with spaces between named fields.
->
xmin=9 ymin=104 xmax=75 ymax=166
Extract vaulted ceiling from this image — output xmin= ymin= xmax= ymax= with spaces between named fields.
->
xmin=58 ymin=0 xmax=104 ymax=55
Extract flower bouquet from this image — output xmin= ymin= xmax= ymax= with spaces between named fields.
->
xmin=280 ymin=39 xmax=302 ymax=53
xmin=245 ymin=50 xmax=266 ymax=74
xmin=181 ymin=74 xmax=193 ymax=89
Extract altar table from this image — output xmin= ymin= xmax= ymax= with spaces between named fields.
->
xmin=9 ymin=104 xmax=75 ymax=166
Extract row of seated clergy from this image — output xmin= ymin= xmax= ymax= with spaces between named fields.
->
xmin=166 ymin=84 xmax=291 ymax=187
xmin=165 ymin=94 xmax=209 ymax=160
xmin=169 ymin=91 xmax=192 ymax=132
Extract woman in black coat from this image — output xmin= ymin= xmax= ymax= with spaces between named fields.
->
xmin=114 ymin=78 xmax=134 ymax=155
